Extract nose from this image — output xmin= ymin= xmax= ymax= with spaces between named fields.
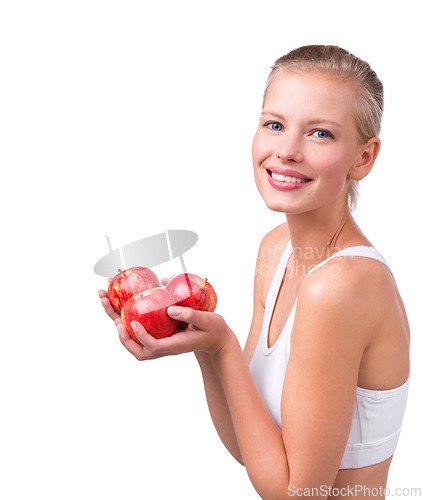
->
xmin=275 ymin=133 xmax=304 ymax=163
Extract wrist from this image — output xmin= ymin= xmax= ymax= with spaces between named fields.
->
xmin=195 ymin=350 xmax=212 ymax=363
xmin=210 ymin=326 xmax=240 ymax=362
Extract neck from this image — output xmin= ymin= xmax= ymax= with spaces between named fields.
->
xmin=285 ymin=200 xmax=354 ymax=271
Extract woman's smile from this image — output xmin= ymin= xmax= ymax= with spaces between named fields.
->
xmin=266 ymin=168 xmax=313 ymax=191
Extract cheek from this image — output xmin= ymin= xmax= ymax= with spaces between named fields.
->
xmin=252 ymin=131 xmax=269 ymax=166
xmin=312 ymin=146 xmax=353 ymax=181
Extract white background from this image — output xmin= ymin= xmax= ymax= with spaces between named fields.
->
xmin=1 ymin=1 xmax=421 ymax=499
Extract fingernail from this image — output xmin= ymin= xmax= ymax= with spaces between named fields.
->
xmin=131 ymin=321 xmax=138 ymax=331
xmin=168 ymin=306 xmax=181 ymax=317
xmin=117 ymin=324 xmax=124 ymax=335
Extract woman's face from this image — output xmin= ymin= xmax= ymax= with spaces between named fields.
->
xmin=252 ymin=70 xmax=365 ymax=215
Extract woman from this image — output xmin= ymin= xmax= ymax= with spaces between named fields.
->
xmin=99 ymin=46 xmax=410 ymax=499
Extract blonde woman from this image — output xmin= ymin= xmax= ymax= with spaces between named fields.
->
xmin=99 ymin=45 xmax=410 ymax=499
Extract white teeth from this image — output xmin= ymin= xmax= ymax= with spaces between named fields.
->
xmin=270 ymin=172 xmax=310 ymax=183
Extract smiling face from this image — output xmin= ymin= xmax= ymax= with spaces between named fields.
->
xmin=252 ymin=70 xmax=369 ymax=215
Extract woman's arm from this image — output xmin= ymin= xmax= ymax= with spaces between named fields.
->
xmin=211 ymin=332 xmax=290 ymax=499
xmin=193 ymin=224 xmax=287 ymax=465
xmin=194 ymin=351 xmax=243 ymax=463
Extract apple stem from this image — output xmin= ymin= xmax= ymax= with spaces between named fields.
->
xmin=199 ymin=277 xmax=208 ymax=288
xmin=118 ymin=268 xmax=123 ymax=274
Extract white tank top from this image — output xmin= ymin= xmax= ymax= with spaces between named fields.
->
xmin=249 ymin=239 xmax=410 ymax=469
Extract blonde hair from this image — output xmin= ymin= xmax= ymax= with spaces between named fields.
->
xmin=264 ymin=45 xmax=384 ymax=212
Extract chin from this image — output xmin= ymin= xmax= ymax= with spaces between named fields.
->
xmin=267 ymin=202 xmax=306 ymax=215
xmin=264 ymin=199 xmax=287 ymax=213
xmin=261 ymin=195 xmax=291 ymax=214
xmin=255 ymin=171 xmax=298 ymax=214
xmin=261 ymin=190 xmax=319 ymax=215
xmin=256 ymin=185 xmax=296 ymax=214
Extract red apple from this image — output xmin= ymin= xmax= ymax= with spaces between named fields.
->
xmin=121 ymin=287 xmax=178 ymax=341
xmin=165 ymin=273 xmax=217 ymax=329
xmin=108 ymin=266 xmax=161 ymax=314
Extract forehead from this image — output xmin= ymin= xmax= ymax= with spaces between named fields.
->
xmin=263 ymin=70 xmax=359 ymax=124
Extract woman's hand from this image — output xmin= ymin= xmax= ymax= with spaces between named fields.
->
xmin=99 ymin=275 xmax=233 ymax=361
xmin=118 ymin=306 xmax=233 ymax=361
xmin=98 ymin=288 xmax=121 ymax=324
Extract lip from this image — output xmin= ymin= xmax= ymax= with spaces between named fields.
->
xmin=266 ymin=169 xmax=312 ymax=191
xmin=266 ymin=167 xmax=312 ymax=180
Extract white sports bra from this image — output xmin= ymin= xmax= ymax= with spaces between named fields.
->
xmin=249 ymin=239 xmax=410 ymax=469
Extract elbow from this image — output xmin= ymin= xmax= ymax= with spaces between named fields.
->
xmin=246 ymin=470 xmax=290 ymax=500
xmin=245 ymin=461 xmax=309 ymax=500
xmin=231 ymin=449 xmax=245 ymax=466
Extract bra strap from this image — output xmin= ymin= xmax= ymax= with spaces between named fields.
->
xmin=304 ymin=246 xmax=392 ymax=280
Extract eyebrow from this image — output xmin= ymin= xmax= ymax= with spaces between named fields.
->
xmin=261 ymin=111 xmax=343 ymax=129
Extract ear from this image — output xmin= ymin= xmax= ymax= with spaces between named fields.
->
xmin=348 ymin=137 xmax=381 ymax=181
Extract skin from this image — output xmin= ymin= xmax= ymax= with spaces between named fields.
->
xmin=99 ymin=70 xmax=410 ymax=499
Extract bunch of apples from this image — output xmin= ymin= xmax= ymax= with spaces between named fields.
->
xmin=107 ymin=267 xmax=217 ymax=343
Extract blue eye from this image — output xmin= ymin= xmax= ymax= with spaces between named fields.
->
xmin=265 ymin=121 xmax=283 ymax=131
xmin=313 ymin=129 xmax=333 ymax=139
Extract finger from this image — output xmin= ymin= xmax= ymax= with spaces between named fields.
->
xmin=130 ymin=321 xmax=189 ymax=355
xmin=167 ymin=306 xmax=217 ymax=331
xmin=99 ymin=289 xmax=112 ymax=301
xmin=160 ymin=274 xmax=176 ymax=286
xmin=99 ymin=293 xmax=120 ymax=321
xmin=117 ymin=323 xmax=158 ymax=361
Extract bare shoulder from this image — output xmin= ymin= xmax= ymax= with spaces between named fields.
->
xmin=293 ymin=254 xmax=409 ymax=383
xmin=303 ymin=254 xmax=396 ymax=313
xmin=298 ymin=255 xmax=391 ymax=333
xmin=289 ymin=247 xmax=410 ymax=394
xmin=258 ymin=221 xmax=290 ymax=255
xmin=256 ymin=222 xmax=290 ymax=284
